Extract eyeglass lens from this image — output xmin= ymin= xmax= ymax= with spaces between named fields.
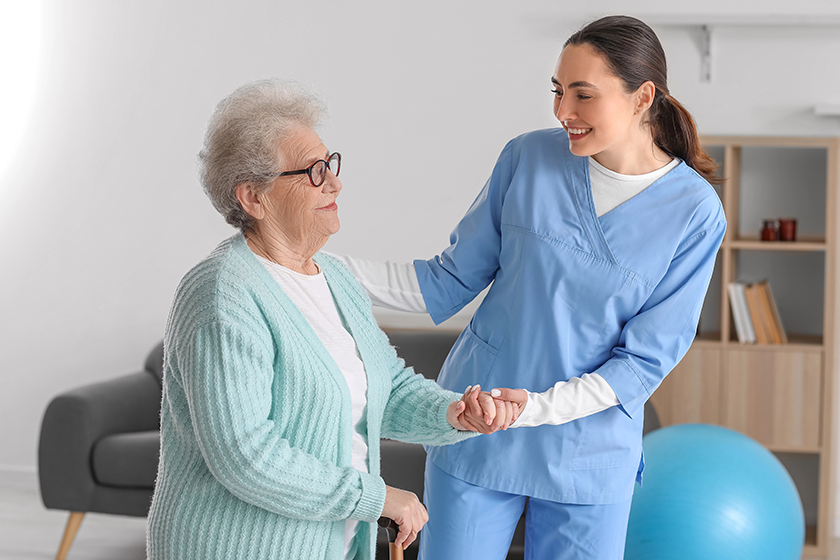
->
xmin=311 ymin=153 xmax=341 ymax=187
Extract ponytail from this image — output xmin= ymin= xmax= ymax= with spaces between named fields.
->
xmin=566 ymin=15 xmax=720 ymax=185
xmin=651 ymin=94 xmax=720 ymax=185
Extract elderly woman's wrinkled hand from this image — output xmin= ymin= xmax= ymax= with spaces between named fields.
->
xmin=381 ymin=486 xmax=428 ymax=550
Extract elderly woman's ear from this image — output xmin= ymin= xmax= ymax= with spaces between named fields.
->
xmin=235 ymin=182 xmax=266 ymax=221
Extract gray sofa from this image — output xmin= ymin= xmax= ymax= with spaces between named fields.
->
xmin=38 ymin=342 xmax=163 ymax=559
xmin=38 ymin=329 xmax=659 ymax=560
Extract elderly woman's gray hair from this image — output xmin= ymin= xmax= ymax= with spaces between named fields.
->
xmin=199 ymin=79 xmax=328 ymax=232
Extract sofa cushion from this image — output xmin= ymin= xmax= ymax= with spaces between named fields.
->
xmin=92 ymin=431 xmax=160 ymax=488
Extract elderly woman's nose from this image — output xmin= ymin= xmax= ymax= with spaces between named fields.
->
xmin=322 ymin=171 xmax=342 ymax=193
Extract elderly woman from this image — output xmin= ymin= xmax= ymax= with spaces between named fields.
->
xmin=146 ymin=79 xmax=517 ymax=560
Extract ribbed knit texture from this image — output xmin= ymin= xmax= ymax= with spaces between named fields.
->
xmin=147 ymin=233 xmax=474 ymax=560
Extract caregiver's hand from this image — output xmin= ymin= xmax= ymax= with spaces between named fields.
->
xmin=381 ymin=486 xmax=428 ymax=550
xmin=458 ymin=385 xmax=520 ymax=433
xmin=490 ymin=387 xmax=528 ymax=425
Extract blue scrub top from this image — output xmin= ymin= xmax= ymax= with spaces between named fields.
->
xmin=416 ymin=128 xmax=726 ymax=504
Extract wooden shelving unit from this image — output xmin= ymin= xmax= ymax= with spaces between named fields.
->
xmin=650 ymin=136 xmax=840 ymax=557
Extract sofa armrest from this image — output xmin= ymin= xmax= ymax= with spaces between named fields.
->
xmin=38 ymin=371 xmax=161 ymax=511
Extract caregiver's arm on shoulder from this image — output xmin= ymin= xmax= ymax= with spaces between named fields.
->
xmin=499 ymin=373 xmax=620 ymax=428
xmin=323 ymin=252 xmax=427 ymax=313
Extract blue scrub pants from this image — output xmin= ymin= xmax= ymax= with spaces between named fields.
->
xmin=418 ymin=460 xmax=632 ymax=560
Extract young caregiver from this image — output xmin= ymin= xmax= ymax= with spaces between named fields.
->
xmin=334 ymin=15 xmax=726 ymax=560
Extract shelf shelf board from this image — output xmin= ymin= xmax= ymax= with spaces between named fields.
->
xmin=766 ymin=444 xmax=822 ymax=454
xmin=723 ymin=335 xmax=824 ymax=352
xmin=725 ymin=238 xmax=827 ymax=252
xmin=696 ymin=333 xmax=823 ymax=349
xmin=815 ymin=104 xmax=840 ymax=117
xmin=631 ymin=15 xmax=840 ymax=82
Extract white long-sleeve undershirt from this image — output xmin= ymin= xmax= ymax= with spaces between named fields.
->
xmin=326 ymin=254 xmax=428 ymax=313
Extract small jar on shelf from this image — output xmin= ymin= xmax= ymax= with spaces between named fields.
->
xmin=778 ymin=218 xmax=797 ymax=241
xmin=761 ymin=219 xmax=778 ymax=241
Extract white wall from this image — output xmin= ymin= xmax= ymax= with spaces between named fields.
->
xmin=2 ymin=0 xmax=840 ymax=528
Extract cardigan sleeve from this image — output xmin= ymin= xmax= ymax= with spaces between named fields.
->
xmin=596 ymin=211 xmax=726 ymax=419
xmin=376 ymin=332 xmax=477 ymax=446
xmin=380 ymin=367 xmax=477 ymax=446
xmin=414 ymin=140 xmax=513 ymax=324
xmin=177 ymin=320 xmax=386 ymax=523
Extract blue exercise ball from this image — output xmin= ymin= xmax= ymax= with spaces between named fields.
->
xmin=624 ymin=424 xmax=804 ymax=560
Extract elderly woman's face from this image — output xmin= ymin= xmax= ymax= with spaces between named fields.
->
xmin=258 ymin=126 xmax=342 ymax=246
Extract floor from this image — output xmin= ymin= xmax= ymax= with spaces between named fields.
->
xmin=2 ymin=476 xmax=839 ymax=560
xmin=0 ymin=478 xmax=146 ymax=560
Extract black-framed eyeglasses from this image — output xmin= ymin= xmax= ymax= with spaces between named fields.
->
xmin=276 ymin=152 xmax=341 ymax=187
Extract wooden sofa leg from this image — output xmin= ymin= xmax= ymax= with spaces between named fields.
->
xmin=56 ymin=511 xmax=85 ymax=560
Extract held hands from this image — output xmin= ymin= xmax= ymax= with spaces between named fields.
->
xmin=446 ymin=385 xmax=528 ymax=434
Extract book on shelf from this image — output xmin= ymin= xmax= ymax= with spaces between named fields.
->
xmin=728 ymin=282 xmax=755 ymax=343
xmin=755 ymin=281 xmax=782 ymax=344
xmin=728 ymin=283 xmax=746 ymax=343
xmin=759 ymin=281 xmax=788 ymax=344
xmin=728 ymin=280 xmax=787 ymax=344
xmin=744 ymin=283 xmax=770 ymax=344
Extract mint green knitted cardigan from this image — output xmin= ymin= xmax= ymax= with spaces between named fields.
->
xmin=147 ymin=234 xmax=473 ymax=560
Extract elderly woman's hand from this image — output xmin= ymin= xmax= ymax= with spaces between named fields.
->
xmin=381 ymin=486 xmax=428 ymax=550
xmin=446 ymin=399 xmax=470 ymax=431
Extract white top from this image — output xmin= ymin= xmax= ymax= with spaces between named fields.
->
xmin=255 ymin=255 xmax=368 ymax=560
xmin=326 ymin=156 xmax=679 ymax=429
xmin=589 ymin=156 xmax=680 ymax=217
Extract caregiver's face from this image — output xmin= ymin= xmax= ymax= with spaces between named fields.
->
xmin=551 ymin=44 xmax=640 ymax=161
